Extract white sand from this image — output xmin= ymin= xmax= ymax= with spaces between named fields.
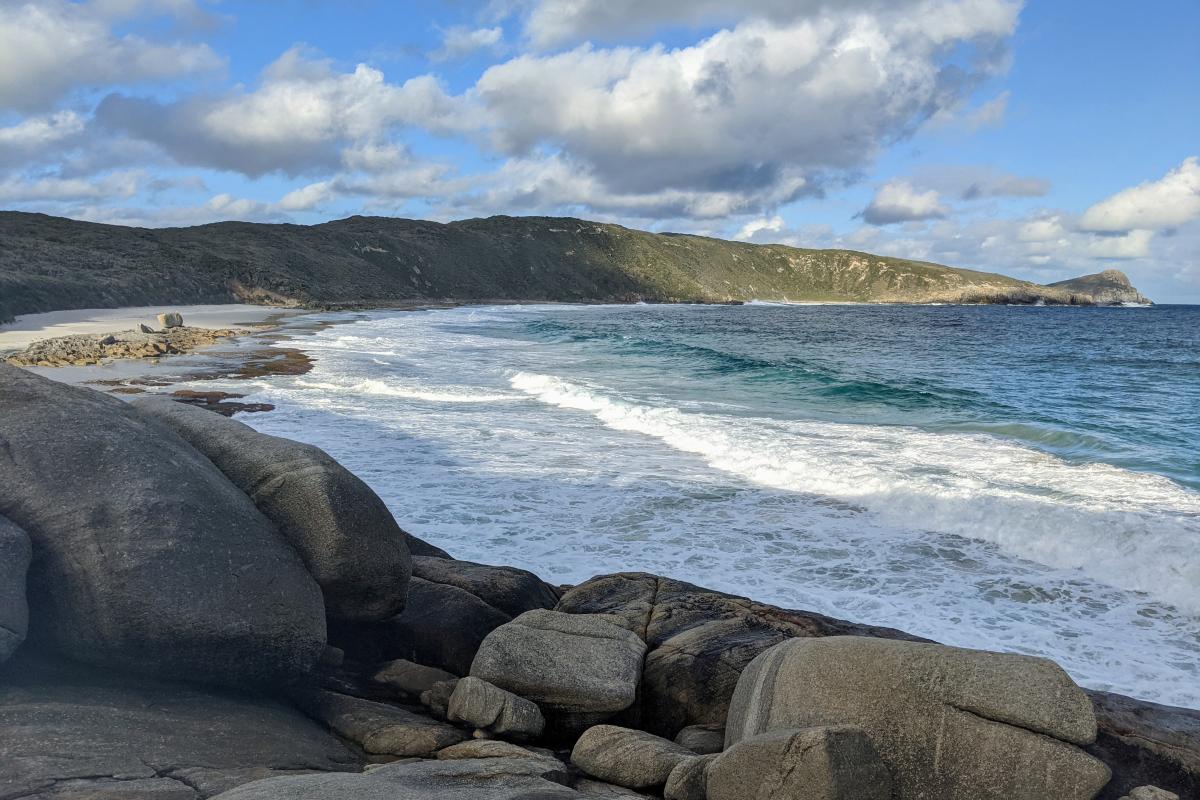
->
xmin=0 ymin=304 xmax=300 ymax=353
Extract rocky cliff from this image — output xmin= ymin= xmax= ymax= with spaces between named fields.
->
xmin=0 ymin=211 xmax=1150 ymax=323
xmin=1049 ymin=269 xmax=1153 ymax=305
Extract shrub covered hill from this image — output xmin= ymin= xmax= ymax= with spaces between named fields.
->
xmin=0 ymin=210 xmax=1150 ymax=322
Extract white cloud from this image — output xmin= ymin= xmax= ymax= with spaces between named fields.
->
xmin=97 ymin=47 xmax=477 ymax=176
xmin=0 ymin=170 xmax=142 ymax=202
xmin=1078 ymin=156 xmax=1200 ymax=232
xmin=278 ymin=181 xmax=334 ymax=212
xmin=0 ymin=110 xmax=85 ymax=148
xmin=1017 ymin=215 xmax=1066 ymax=243
xmin=735 ymin=215 xmax=785 ymax=240
xmin=861 ymin=181 xmax=949 ymax=224
xmin=475 ymin=4 xmax=1019 ymax=215
xmin=0 ymin=0 xmax=222 ymax=111
xmin=1085 ymin=229 xmax=1154 ymax=259
xmin=447 ymin=153 xmax=807 ymax=221
xmin=516 ymin=0 xmax=1020 ymax=50
xmin=433 ymin=26 xmax=504 ymax=62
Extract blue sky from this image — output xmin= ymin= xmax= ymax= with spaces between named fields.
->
xmin=1 ymin=0 xmax=1197 ymax=299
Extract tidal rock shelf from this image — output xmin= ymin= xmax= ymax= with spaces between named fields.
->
xmin=0 ymin=362 xmax=1193 ymax=800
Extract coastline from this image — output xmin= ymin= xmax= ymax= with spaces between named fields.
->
xmin=0 ymin=304 xmax=1196 ymax=799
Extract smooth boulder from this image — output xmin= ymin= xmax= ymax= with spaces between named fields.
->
xmin=132 ymin=397 xmax=411 ymax=622
xmin=292 ymin=689 xmax=466 ymax=757
xmin=471 ymin=610 xmax=647 ymax=732
xmin=664 ymin=754 xmax=716 ymax=800
xmin=726 ymin=636 xmax=1111 ymax=800
xmin=448 ymin=676 xmax=546 ymax=741
xmin=0 ymin=514 xmax=31 ymax=663
xmin=706 ymin=726 xmax=892 ymax=800
xmin=556 ymin=572 xmax=923 ymax=736
xmin=571 ymin=726 xmax=697 ymax=790
xmin=331 ymin=557 xmax=559 ymax=676
xmin=0 ymin=365 xmax=325 ymax=684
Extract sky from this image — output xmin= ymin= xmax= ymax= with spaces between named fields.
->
xmin=1 ymin=0 xmax=1197 ymax=300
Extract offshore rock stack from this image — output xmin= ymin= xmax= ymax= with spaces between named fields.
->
xmin=0 ymin=362 xmax=1194 ymax=800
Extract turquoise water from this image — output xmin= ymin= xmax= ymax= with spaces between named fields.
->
xmin=205 ymin=303 xmax=1200 ymax=707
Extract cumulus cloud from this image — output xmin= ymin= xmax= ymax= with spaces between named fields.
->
xmin=0 ymin=0 xmax=222 ymax=111
xmin=1078 ymin=156 xmax=1200 ymax=232
xmin=475 ymin=3 xmax=1019 ymax=216
xmin=433 ymin=26 xmax=504 ymax=61
xmin=515 ymin=0 xmax=1020 ymax=50
xmin=861 ymin=181 xmax=949 ymax=224
xmin=445 ymin=153 xmax=808 ymax=221
xmin=0 ymin=170 xmax=142 ymax=202
xmin=96 ymin=47 xmax=476 ymax=176
xmin=735 ymin=215 xmax=785 ymax=240
xmin=1085 ymin=229 xmax=1154 ymax=259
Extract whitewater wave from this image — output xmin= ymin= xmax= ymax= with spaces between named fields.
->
xmin=510 ymin=371 xmax=1200 ymax=613
xmin=296 ymin=378 xmax=521 ymax=404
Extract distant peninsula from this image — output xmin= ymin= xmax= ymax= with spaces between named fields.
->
xmin=0 ymin=211 xmax=1150 ymax=323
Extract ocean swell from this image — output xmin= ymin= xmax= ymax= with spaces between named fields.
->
xmin=510 ymin=371 xmax=1200 ymax=613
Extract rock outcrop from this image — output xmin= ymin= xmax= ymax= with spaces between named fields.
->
xmin=571 ymin=725 xmax=698 ymax=790
xmin=1049 ymin=269 xmax=1152 ymax=305
xmin=1088 ymin=690 xmax=1200 ymax=800
xmin=556 ymin=572 xmax=922 ymax=736
xmin=0 ymin=515 xmax=31 ymax=664
xmin=0 ymin=365 xmax=326 ymax=685
xmin=132 ymin=397 xmax=412 ymax=622
xmin=448 ymin=676 xmax=546 ymax=741
xmin=471 ymin=610 xmax=647 ymax=734
xmin=707 ymin=726 xmax=892 ymax=800
xmin=3 ymin=326 xmax=242 ymax=366
xmin=209 ymin=756 xmax=577 ymax=799
xmin=0 ymin=653 xmax=358 ymax=800
xmin=332 ymin=556 xmax=559 ymax=676
xmin=725 ymin=636 xmax=1111 ymax=800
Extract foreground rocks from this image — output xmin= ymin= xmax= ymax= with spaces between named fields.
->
xmin=726 ymin=636 xmax=1111 ymax=800
xmin=292 ymin=689 xmax=466 ymax=757
xmin=132 ymin=397 xmax=412 ymax=622
xmin=211 ymin=756 xmax=577 ymax=800
xmin=448 ymin=676 xmax=546 ymax=741
xmin=0 ymin=653 xmax=358 ymax=800
xmin=331 ymin=556 xmax=558 ymax=676
xmin=556 ymin=572 xmax=922 ymax=736
xmin=570 ymin=726 xmax=697 ymax=790
xmin=1089 ymin=691 xmax=1200 ymax=800
xmin=707 ymin=726 xmax=892 ymax=800
xmin=1 ymin=373 xmax=1196 ymax=800
xmin=0 ymin=365 xmax=326 ymax=685
xmin=3 ymin=325 xmax=241 ymax=366
xmin=472 ymin=609 xmax=647 ymax=734
xmin=0 ymin=515 xmax=30 ymax=664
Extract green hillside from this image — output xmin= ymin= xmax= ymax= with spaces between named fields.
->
xmin=0 ymin=211 xmax=1145 ymax=323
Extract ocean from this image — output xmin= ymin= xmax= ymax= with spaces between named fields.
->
xmin=204 ymin=303 xmax=1200 ymax=707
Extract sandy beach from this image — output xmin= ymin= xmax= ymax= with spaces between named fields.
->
xmin=0 ymin=304 xmax=302 ymax=354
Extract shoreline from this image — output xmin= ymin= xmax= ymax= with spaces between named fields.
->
xmin=1 ymin=357 xmax=1195 ymax=799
